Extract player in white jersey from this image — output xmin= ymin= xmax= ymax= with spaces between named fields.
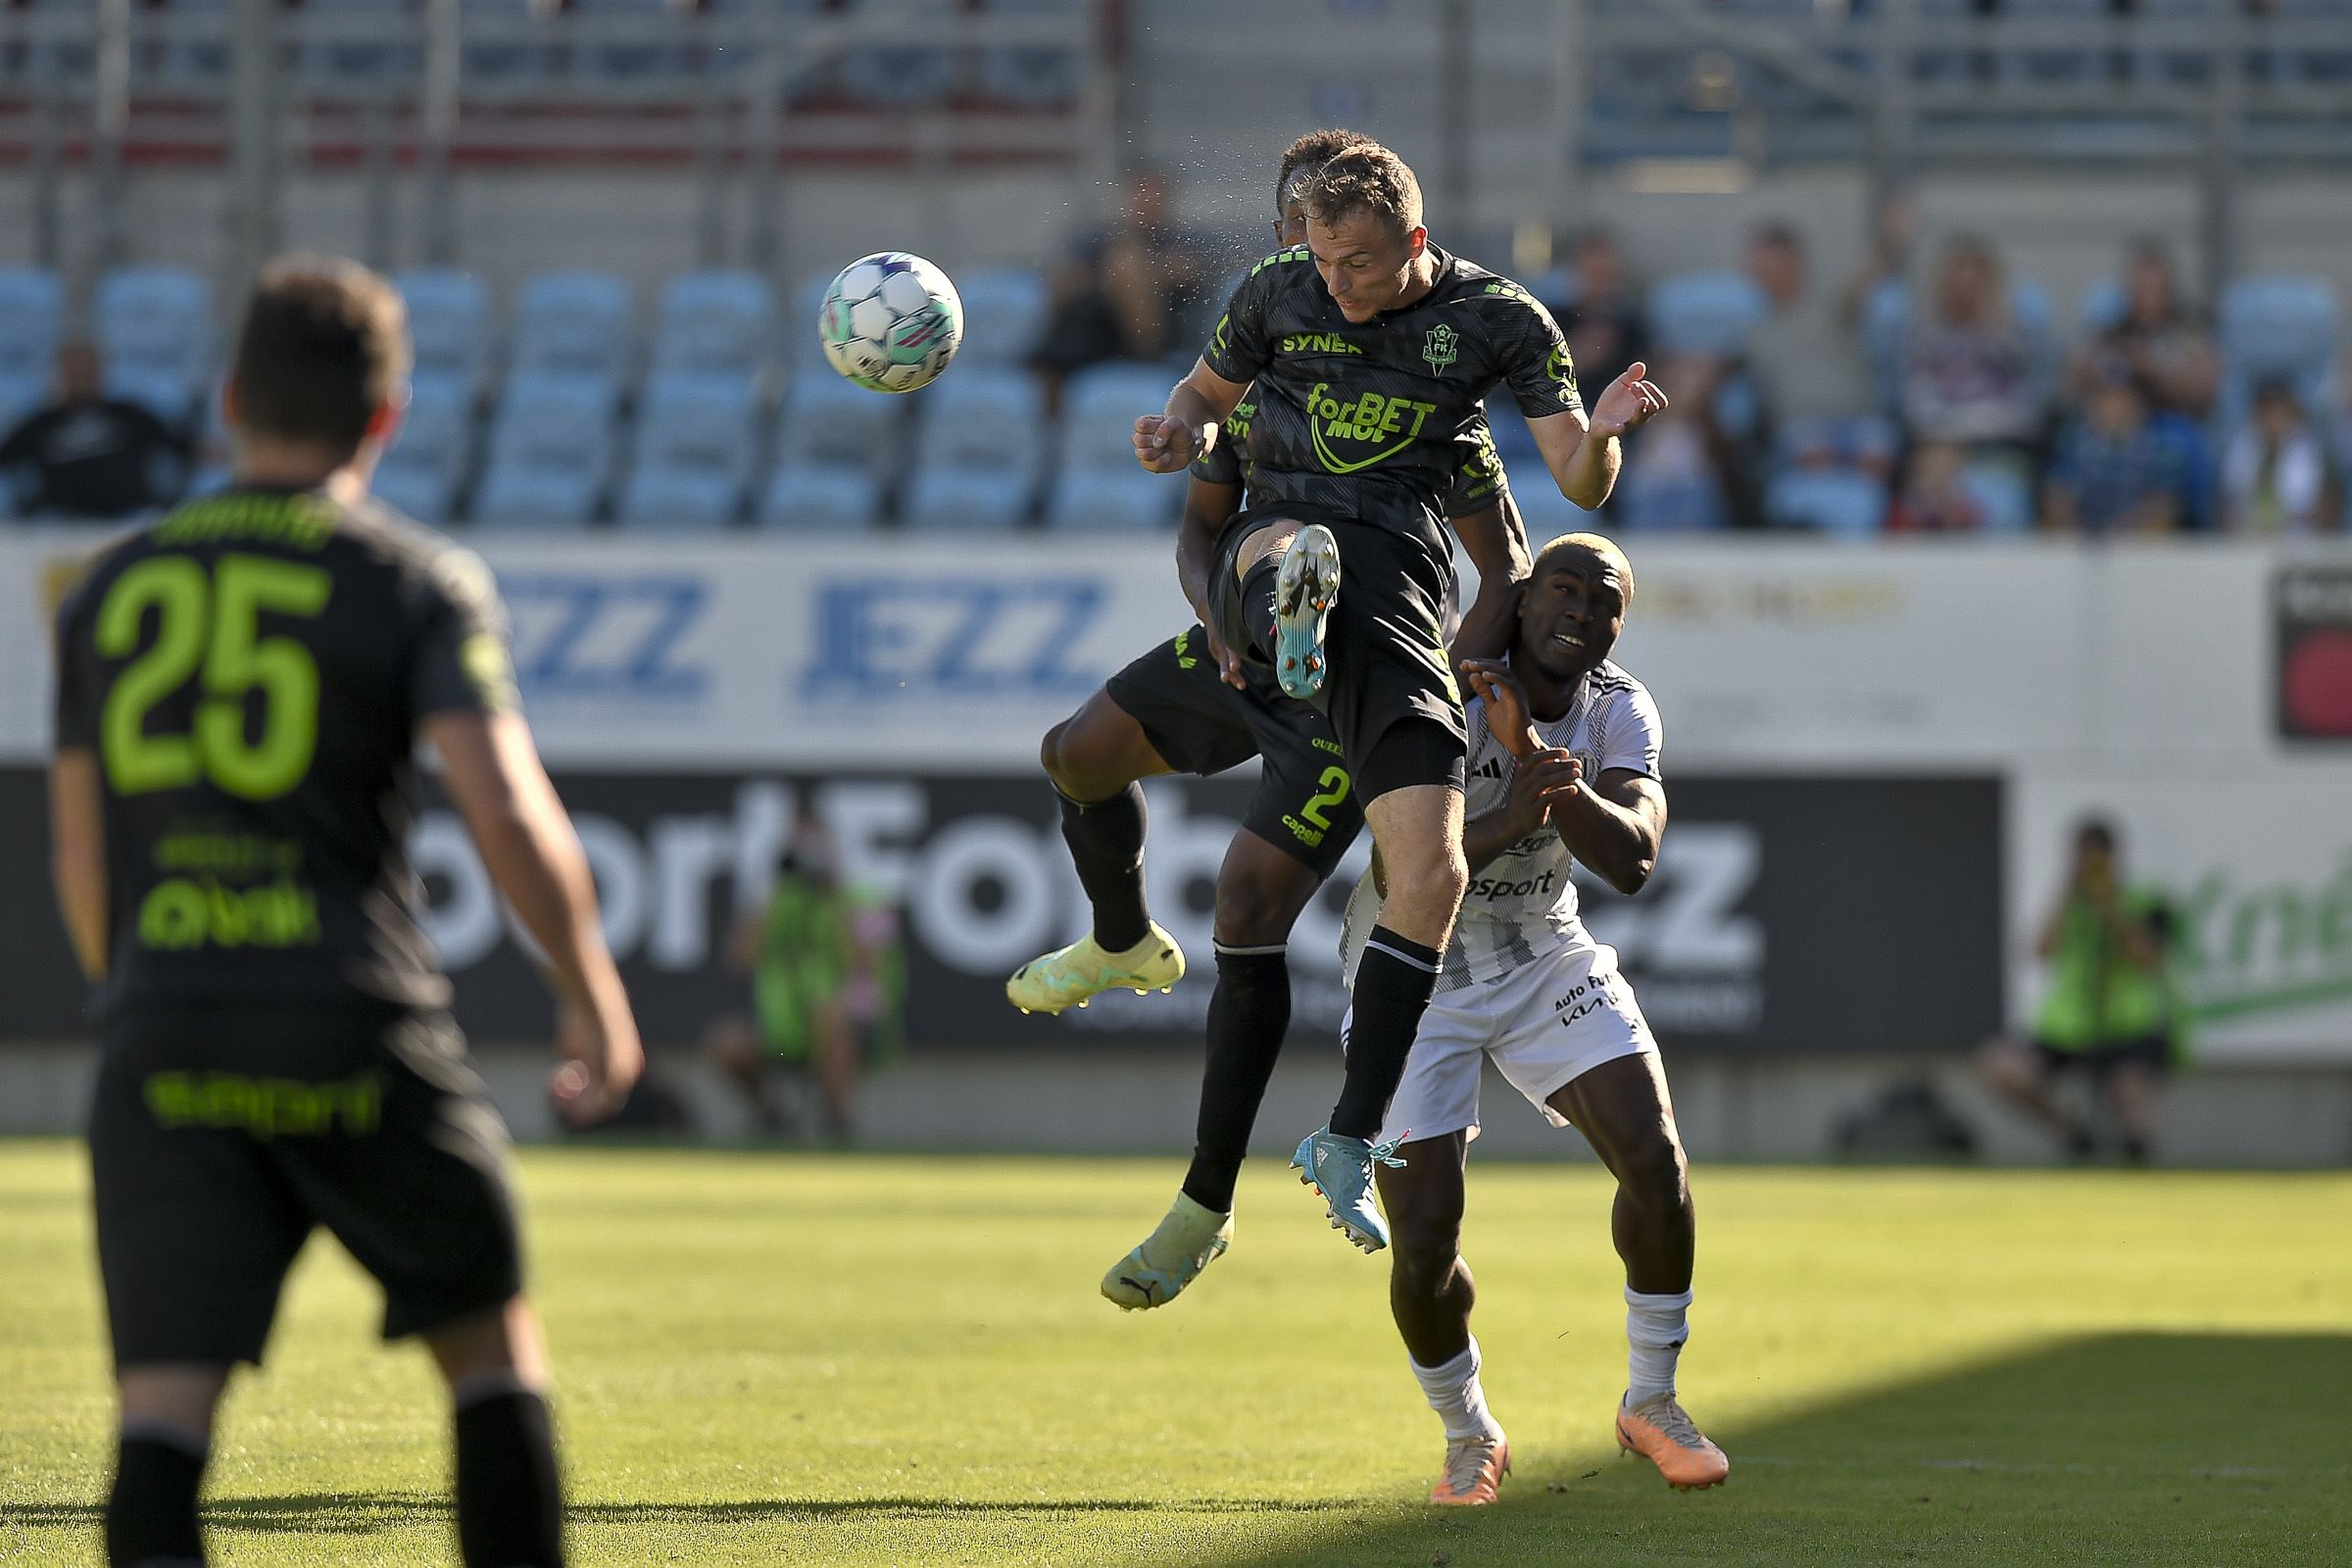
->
xmin=1337 ymin=532 xmax=1725 ymax=1505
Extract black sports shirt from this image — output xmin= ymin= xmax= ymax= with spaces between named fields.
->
xmin=1200 ymin=243 xmax=1577 ymax=560
xmin=51 ymin=487 xmax=517 ymax=1019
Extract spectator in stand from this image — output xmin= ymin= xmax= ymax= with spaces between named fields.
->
xmin=2043 ymin=365 xmax=2195 ymax=535
xmin=2222 ymin=376 xmax=2337 ymax=534
xmin=1611 ymin=353 xmax=1754 ymax=531
xmin=1742 ymin=221 xmax=1873 ymax=435
xmin=1888 ymin=438 xmax=1997 ymax=532
xmin=1028 ymin=167 xmax=1212 ymax=405
xmin=1553 ymin=226 xmax=1647 ymax=394
xmin=1980 ymin=818 xmax=2180 ymax=1164
xmin=2077 ymin=238 xmax=2219 ymax=422
xmin=0 ymin=341 xmax=189 ymax=518
xmin=1899 ymin=236 xmax=2046 ymax=457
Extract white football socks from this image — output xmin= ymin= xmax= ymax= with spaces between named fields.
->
xmin=1625 ymin=1286 xmax=1692 ymax=1405
xmin=1410 ymin=1336 xmax=1502 ymax=1442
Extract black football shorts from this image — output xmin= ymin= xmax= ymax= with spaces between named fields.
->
xmin=1210 ymin=507 xmax=1468 ymax=804
xmin=1104 ymin=625 xmax=1365 ymax=879
xmin=89 ymin=1003 xmax=523 ymax=1369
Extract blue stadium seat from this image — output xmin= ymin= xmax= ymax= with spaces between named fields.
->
xmin=951 ymin=269 xmax=1050 ymax=368
xmin=1645 ymin=271 xmax=1768 ymax=359
xmin=757 ymin=465 xmax=886 ymax=531
xmin=615 ymin=371 xmax=760 ymax=529
xmin=1764 ymin=468 xmax=1888 ymax=536
xmin=375 ymin=370 xmax=476 ymax=525
xmin=2219 ymin=274 xmax=2340 ymax=425
xmin=900 ymin=368 xmax=1045 ymax=530
xmin=977 ymin=0 xmax=1083 ymax=106
xmin=293 ymin=0 xmax=419 ymax=84
xmin=473 ymin=372 xmax=618 ymax=528
xmin=2076 ymin=277 xmax=2128 ymax=339
xmin=461 ymin=0 xmax=557 ymax=81
xmin=1044 ymin=467 xmax=1175 ymax=531
xmin=840 ymin=0 xmax=959 ymax=106
xmin=652 ymin=270 xmax=774 ymax=381
xmin=1504 ymin=474 xmax=1589 ymax=548
xmin=569 ymin=0 xmax=694 ymax=81
xmin=511 ymin=270 xmax=635 ymax=382
xmin=95 ymin=265 xmax=213 ymax=423
xmin=0 ymin=370 xmax=47 ymax=437
xmin=395 ymin=268 xmax=495 ymax=392
xmin=775 ymin=371 xmax=904 ymax=479
xmin=0 ymin=267 xmax=64 ymax=387
xmin=1058 ymin=363 xmax=1176 ymax=475
xmin=793 ymin=273 xmax=841 ymax=371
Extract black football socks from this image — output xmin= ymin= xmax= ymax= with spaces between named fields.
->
xmin=1329 ymin=925 xmax=1442 ymax=1141
xmin=1181 ymin=943 xmax=1294 ymax=1213
xmin=105 ymin=1426 xmax=207 ymax=1567
xmin=453 ymin=1384 xmax=565 ymax=1568
xmin=1056 ymin=783 xmax=1152 ymax=954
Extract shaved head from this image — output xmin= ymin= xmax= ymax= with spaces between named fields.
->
xmin=1534 ymin=531 xmax=1635 ymax=610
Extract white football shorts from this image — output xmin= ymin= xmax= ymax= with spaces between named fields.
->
xmin=1349 ymin=937 xmax=1657 ymax=1148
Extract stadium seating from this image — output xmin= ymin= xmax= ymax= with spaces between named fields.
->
xmin=615 ymin=371 xmax=760 ymax=529
xmin=1765 ymin=468 xmax=1889 ymax=536
xmin=395 ymin=268 xmax=496 ymax=393
xmin=375 ymin=371 xmax=477 ymax=525
xmin=1645 ymin=271 xmax=1768 ymax=360
xmin=473 ymin=372 xmax=619 ymax=528
xmin=650 ymin=270 xmax=774 ymax=382
xmin=900 ymin=368 xmax=1045 ymax=530
xmin=758 ymin=465 xmax=886 ymax=532
xmin=94 ymin=265 xmax=213 ymax=424
xmin=510 ymin=269 xmax=635 ymax=385
xmin=1044 ymin=362 xmax=1176 ymax=530
xmin=977 ymin=0 xmax=1087 ymax=107
xmin=2218 ymin=274 xmax=2340 ymax=426
xmin=0 ymin=267 xmax=62 ymax=432
xmin=839 ymin=0 xmax=960 ymax=106
xmin=950 ymin=270 xmax=1050 ymax=368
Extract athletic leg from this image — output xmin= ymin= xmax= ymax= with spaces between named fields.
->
xmin=1012 ymin=673 xmax=1214 ymax=1016
xmin=426 ymin=1298 xmax=565 ymax=1568
xmin=110 ymin=1366 xmax=226 ymax=1567
xmin=1329 ymin=780 xmax=1466 ymax=1140
xmin=2104 ymin=1058 xmax=2162 ymax=1164
xmin=1039 ymin=688 xmax=1173 ymax=954
xmin=1547 ymin=1052 xmax=1726 ymax=1491
xmin=1179 ymin=829 xmax=1326 ymax=1212
xmin=702 ymin=1014 xmax=782 ymax=1132
xmin=1377 ymin=1134 xmax=1508 ymax=1504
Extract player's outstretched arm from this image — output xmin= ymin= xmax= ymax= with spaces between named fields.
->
xmin=1528 ymin=364 xmax=1669 ymax=510
xmin=427 ymin=710 xmax=644 ymax=1118
xmin=1135 ymin=360 xmax=1249 ymax=473
xmin=1447 ymin=490 xmax=1532 ymax=663
xmin=46 ymin=748 xmax=108 ymax=981
xmin=1552 ymin=769 xmax=1668 ymax=896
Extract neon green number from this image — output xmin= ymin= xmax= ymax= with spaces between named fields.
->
xmin=97 ymin=557 xmax=209 ymax=793
xmin=197 ymin=557 xmax=332 ymax=799
xmin=92 ymin=553 xmax=331 ymax=800
xmin=1298 ymin=765 xmax=1351 ymax=831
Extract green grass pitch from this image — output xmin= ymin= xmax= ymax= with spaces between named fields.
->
xmin=2 ymin=1141 xmax=2348 ymax=1566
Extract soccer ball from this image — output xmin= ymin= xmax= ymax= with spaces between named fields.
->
xmin=818 ymin=252 xmax=963 ymax=394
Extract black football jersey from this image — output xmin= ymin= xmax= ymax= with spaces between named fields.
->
xmin=1200 ymin=243 xmax=1577 ymax=560
xmin=51 ymin=486 xmax=516 ymax=1019
xmin=1195 ymin=387 xmax=1514 ymax=521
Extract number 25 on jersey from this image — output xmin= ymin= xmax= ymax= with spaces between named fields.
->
xmin=94 ymin=552 xmax=332 ymax=800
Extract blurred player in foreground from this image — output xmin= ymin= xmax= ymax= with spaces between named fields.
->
xmin=1135 ymin=140 xmax=1667 ymax=1253
xmin=48 ymin=255 xmax=640 ymax=1568
xmin=1340 ymin=535 xmax=1724 ymax=1504
xmin=1009 ymin=128 xmax=1532 ymax=1308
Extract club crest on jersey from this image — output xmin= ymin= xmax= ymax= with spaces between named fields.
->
xmin=1422 ymin=323 xmax=1459 ymax=373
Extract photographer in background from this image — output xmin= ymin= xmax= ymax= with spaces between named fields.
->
xmin=1980 ymin=818 xmax=2180 ymax=1164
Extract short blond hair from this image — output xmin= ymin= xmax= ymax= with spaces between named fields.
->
xmin=1533 ymin=531 xmax=1635 ymax=608
xmin=1300 ymin=142 xmax=1424 ymax=243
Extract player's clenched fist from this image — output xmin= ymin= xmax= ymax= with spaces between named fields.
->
xmin=1134 ymin=413 xmax=1215 ymax=473
xmin=1588 ymin=361 xmax=1670 ymax=440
